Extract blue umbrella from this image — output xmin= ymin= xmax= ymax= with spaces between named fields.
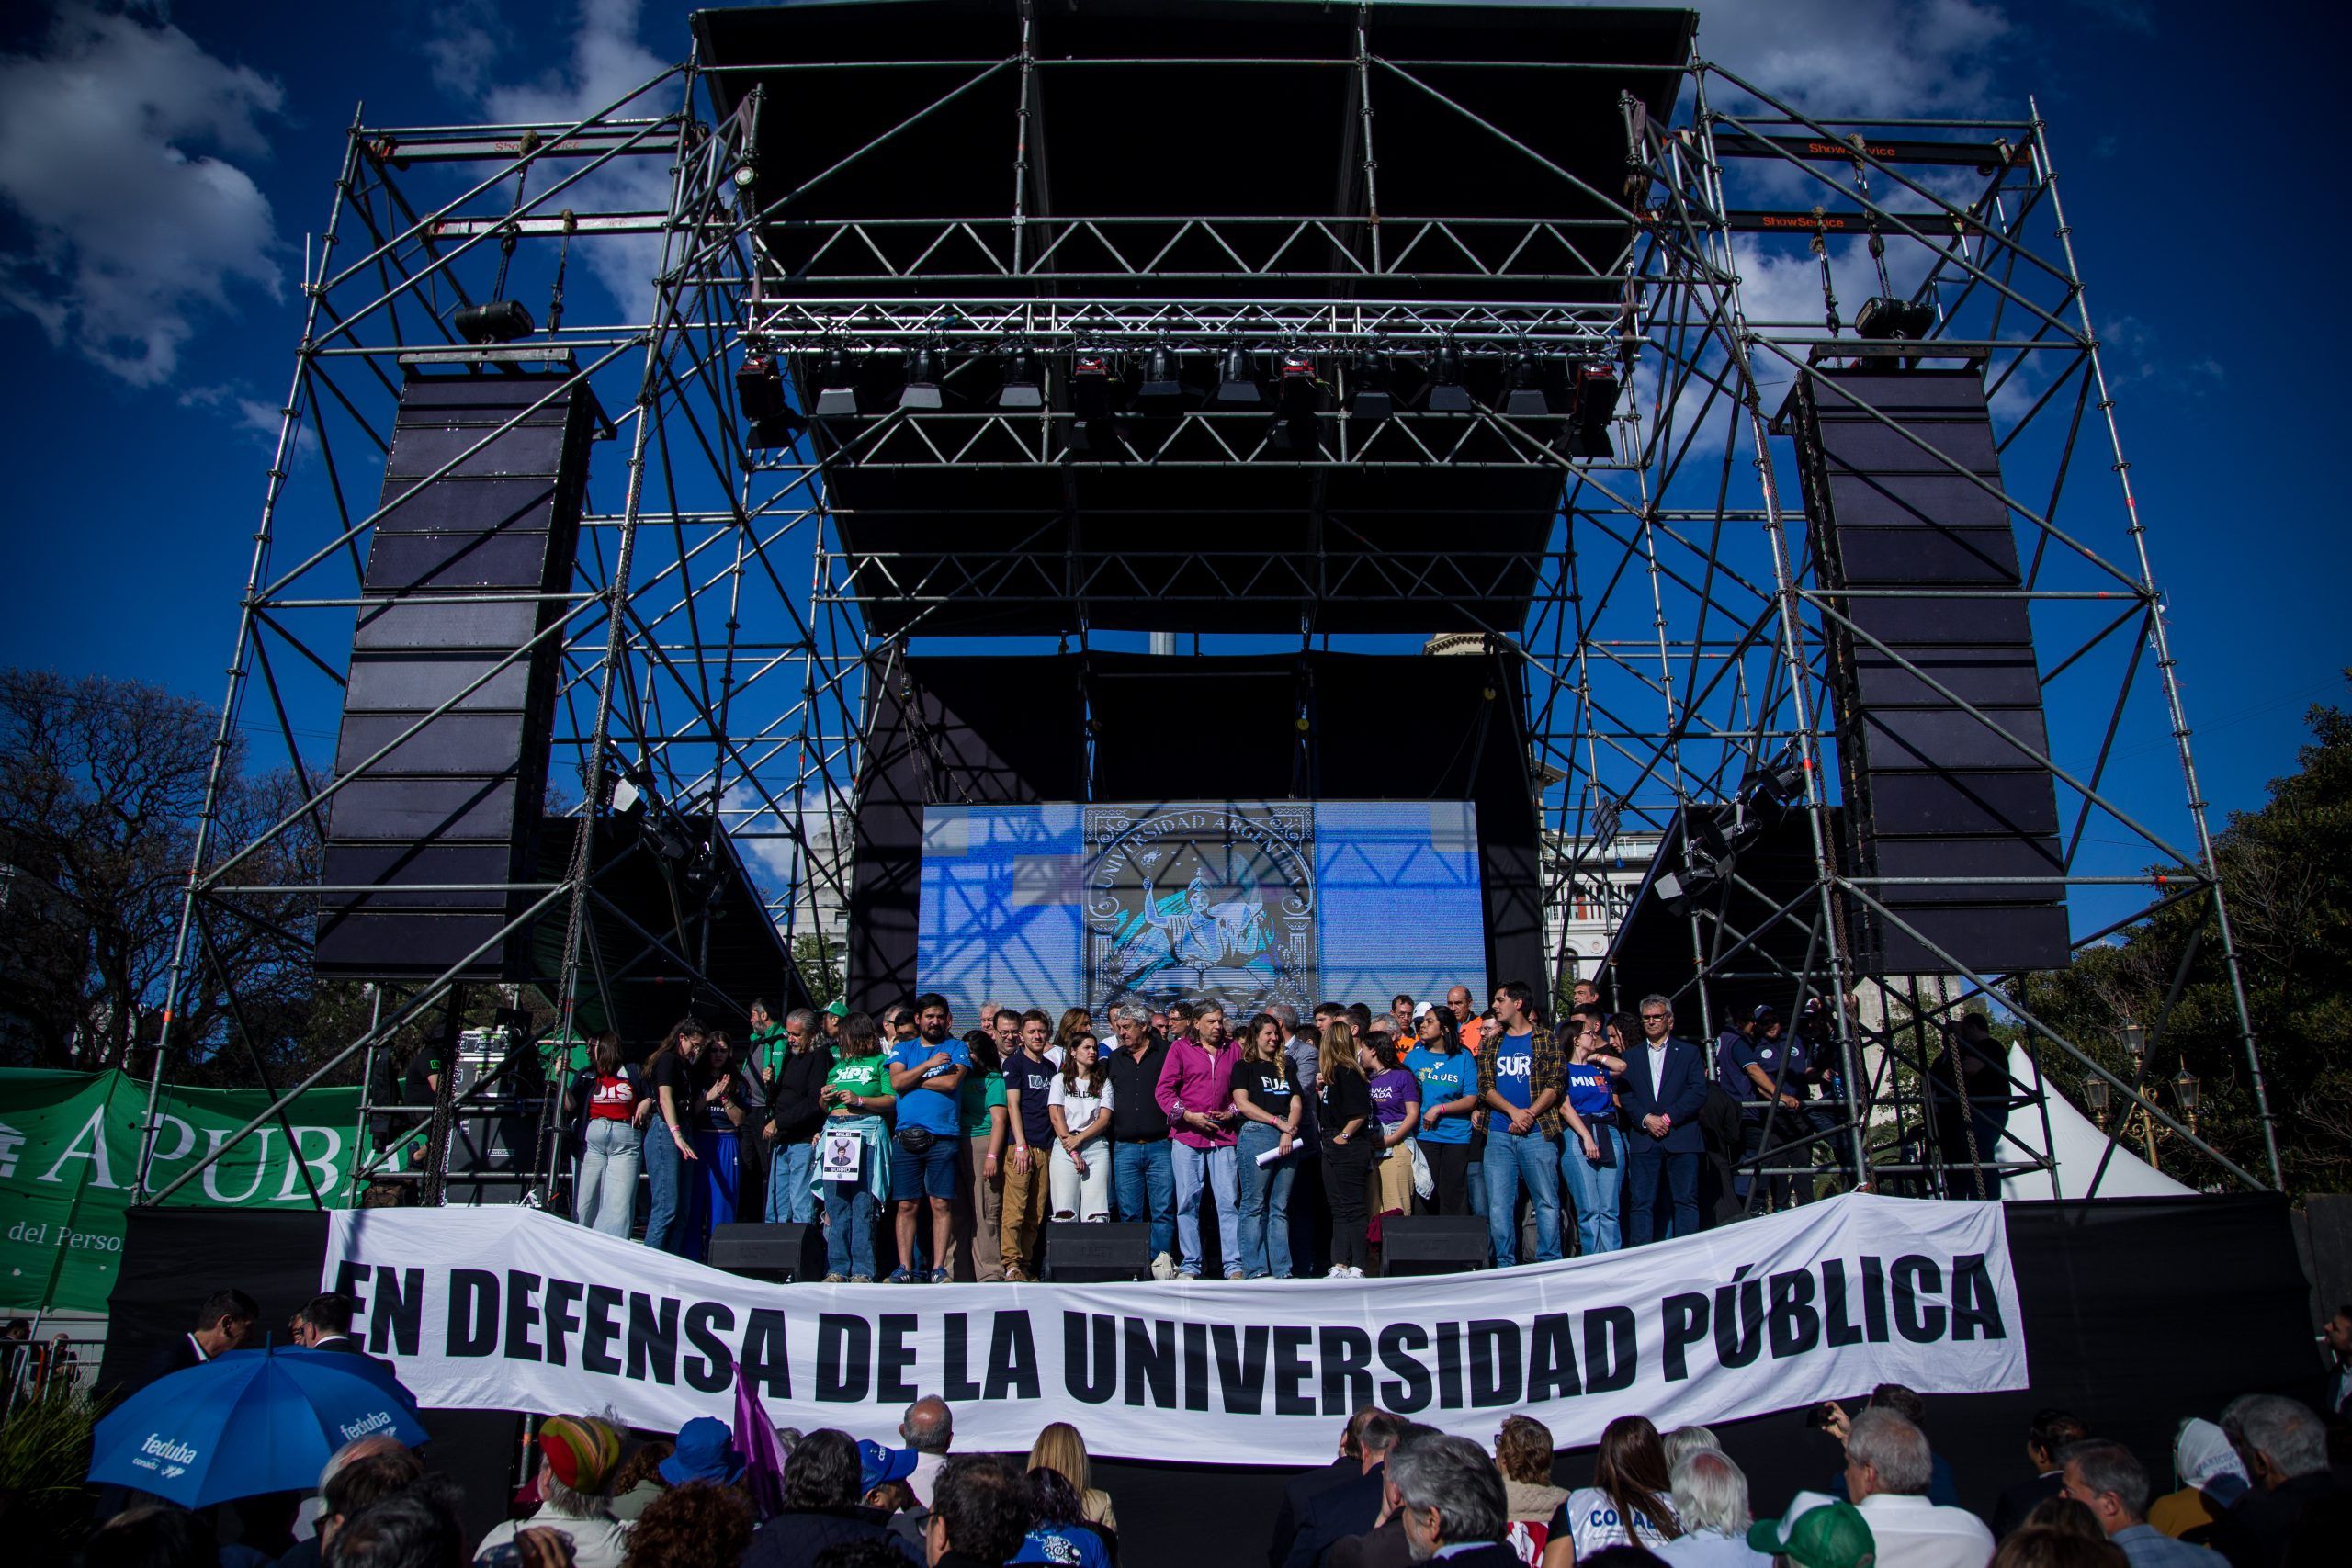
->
xmin=89 ymin=1345 xmax=428 ymax=1508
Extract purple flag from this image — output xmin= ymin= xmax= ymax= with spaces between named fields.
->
xmin=733 ymin=1362 xmax=787 ymax=1519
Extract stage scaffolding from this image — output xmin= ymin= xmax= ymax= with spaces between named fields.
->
xmin=131 ymin=3 xmax=2279 ymax=1212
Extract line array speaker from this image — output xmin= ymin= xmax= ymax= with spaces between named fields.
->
xmin=1792 ymin=367 xmax=2068 ymax=976
xmin=314 ymin=373 xmax=603 ymax=979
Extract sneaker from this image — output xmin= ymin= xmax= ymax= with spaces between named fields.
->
xmin=929 ymin=1267 xmax=952 ymax=1284
xmin=822 ymin=1272 xmax=848 ymax=1283
xmin=1346 ymin=1265 xmax=1366 ymax=1279
xmin=1150 ymin=1251 xmax=1176 ymax=1281
xmin=1328 ymin=1264 xmax=1351 ymax=1278
xmin=1004 ymin=1264 xmax=1029 ymax=1283
xmin=850 ymin=1273 xmax=874 ymax=1283
xmin=1176 ymin=1268 xmax=1202 ymax=1281
xmin=886 ymin=1267 xmax=916 ymax=1284
xmin=1225 ymin=1269 xmax=1247 ymax=1282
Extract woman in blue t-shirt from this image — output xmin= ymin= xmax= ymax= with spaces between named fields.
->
xmin=1405 ymin=1009 xmax=1481 ymax=1215
xmin=1558 ymin=1010 xmax=1629 ymax=1256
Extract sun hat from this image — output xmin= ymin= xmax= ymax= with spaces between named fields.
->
xmin=1747 ymin=1492 xmax=1875 ymax=1568
xmin=859 ymin=1438 xmax=920 ymax=1493
xmin=659 ymin=1416 xmax=746 ymax=1486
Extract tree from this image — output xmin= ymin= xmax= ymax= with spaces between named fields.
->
xmin=2018 ymin=682 xmax=2352 ymax=1196
xmin=793 ymin=931 xmax=842 ymax=1010
xmin=0 ymin=670 xmax=320 ymax=1073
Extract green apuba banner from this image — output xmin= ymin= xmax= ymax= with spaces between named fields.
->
xmin=0 ymin=1070 xmax=361 ymax=1314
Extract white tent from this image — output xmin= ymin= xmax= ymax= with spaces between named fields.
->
xmin=2000 ymin=1043 xmax=2194 ymax=1200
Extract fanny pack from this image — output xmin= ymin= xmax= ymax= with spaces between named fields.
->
xmin=893 ymin=1124 xmax=938 ymax=1155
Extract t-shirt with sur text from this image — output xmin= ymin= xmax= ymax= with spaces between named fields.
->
xmin=1490 ymin=1031 xmax=1538 ymax=1118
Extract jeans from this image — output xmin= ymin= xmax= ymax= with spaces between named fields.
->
xmin=641 ymin=1122 xmax=700 ymax=1257
xmin=1114 ymin=1139 xmax=1176 ymax=1260
xmin=823 ymin=1181 xmax=877 ymax=1279
xmin=1234 ymin=1122 xmax=1299 ymax=1278
xmin=576 ymin=1117 xmax=640 ymax=1238
xmin=766 ymin=1140 xmax=817 ymax=1223
xmin=1483 ymin=1128 xmax=1563 ymax=1266
xmin=1626 ymin=1148 xmax=1700 ymax=1245
xmin=1559 ymin=1122 xmax=1623 ymax=1257
xmin=1171 ymin=1142 xmax=1239 ymax=1275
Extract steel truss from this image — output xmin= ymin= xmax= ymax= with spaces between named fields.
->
xmin=133 ymin=16 xmax=2278 ymax=1212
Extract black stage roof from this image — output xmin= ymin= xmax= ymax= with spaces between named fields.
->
xmin=693 ymin=3 xmax=1695 ymax=637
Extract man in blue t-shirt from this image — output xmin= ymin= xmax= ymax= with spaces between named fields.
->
xmin=886 ymin=993 xmax=969 ymax=1282
xmin=1405 ymin=1030 xmax=1479 ymax=1216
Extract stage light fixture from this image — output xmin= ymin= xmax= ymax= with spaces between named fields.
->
xmin=455 ymin=299 xmax=535 ymax=344
xmin=1275 ymin=349 xmax=1319 ymax=414
xmin=1570 ymin=362 xmax=1622 ymax=458
xmin=899 ymin=344 xmax=944 ymax=411
xmin=1350 ymin=344 xmax=1394 ymax=422
xmin=996 ymin=342 xmax=1044 ymax=410
xmin=735 ymin=347 xmax=786 ymax=422
xmin=1855 ymin=296 xmax=1937 ymax=341
xmin=1426 ymin=338 xmax=1475 ymax=412
xmin=1215 ymin=344 xmax=1263 ymax=406
xmin=1138 ymin=342 xmax=1184 ymax=410
xmin=1504 ymin=344 xmax=1552 ymax=419
xmin=812 ymin=347 xmax=860 ymax=419
xmin=1069 ymin=349 xmax=1116 ymax=419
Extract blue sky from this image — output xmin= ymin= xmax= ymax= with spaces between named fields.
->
xmin=0 ymin=0 xmax=2342 ymax=881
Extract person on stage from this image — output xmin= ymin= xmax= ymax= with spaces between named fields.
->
xmin=1048 ymin=1030 xmax=1116 ymax=1224
xmin=640 ymin=1019 xmax=708 ymax=1257
xmin=1157 ymin=1002 xmax=1243 ymax=1280
xmin=1363 ymin=1034 xmax=1422 ymax=1258
xmin=1558 ymin=1010 xmax=1628 ymax=1257
xmin=956 ymin=1016 xmax=1009 ymax=1281
xmin=1407 ymin=1009 xmax=1478 ymax=1216
xmin=1623 ymin=995 xmax=1708 ymax=1245
xmin=1317 ymin=1018 xmax=1374 ymax=1278
xmin=763 ymin=1007 xmax=832 ymax=1226
xmin=887 ymin=993 xmax=970 ymax=1283
xmin=563 ymin=1032 xmax=646 ymax=1239
xmin=692 ymin=1030 xmax=754 ymax=1258
xmin=817 ymin=1010 xmax=896 ymax=1282
xmin=1106 ymin=1002 xmax=1178 ymax=1280
xmin=1477 ymin=982 xmax=1566 ymax=1267
xmin=1001 ymin=1009 xmax=1065 ymax=1281
xmin=1232 ymin=1011 xmax=1305 ymax=1279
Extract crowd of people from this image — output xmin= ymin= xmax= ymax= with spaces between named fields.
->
xmin=74 ymin=1372 xmax=2349 ymax=1568
xmin=551 ymin=978 xmax=1989 ymax=1281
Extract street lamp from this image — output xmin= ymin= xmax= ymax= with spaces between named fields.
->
xmin=2083 ymin=1077 xmax=2112 ymax=1123
xmin=2175 ymin=1062 xmax=2200 ymax=1130
xmin=2121 ymin=1021 xmax=2148 ymax=1071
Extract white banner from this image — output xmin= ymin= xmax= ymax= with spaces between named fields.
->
xmin=322 ymin=1193 xmax=2025 ymax=1461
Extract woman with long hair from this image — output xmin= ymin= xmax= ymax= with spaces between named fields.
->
xmin=1030 ymin=1421 xmax=1117 ymax=1529
xmin=1361 ymin=1032 xmax=1423 ymax=1248
xmin=1559 ymin=1011 xmax=1629 ymax=1258
xmin=1548 ymin=1415 xmax=1681 ymax=1565
xmin=692 ymin=1031 xmax=752 ymax=1258
xmin=957 ymin=1014 xmax=1009 ymax=1282
xmin=564 ymin=1032 xmax=645 ymax=1238
xmin=641 ymin=1019 xmax=707 ymax=1256
xmin=1048 ymin=1032 xmax=1115 ymax=1222
xmin=1405 ymin=1007 xmax=1477 ymax=1216
xmin=1231 ymin=1012 xmax=1303 ymax=1279
xmin=817 ymin=1011 xmax=897 ymax=1281
xmin=1055 ymin=1007 xmax=1095 ymax=1059
xmin=1316 ymin=1020 xmax=1374 ymax=1278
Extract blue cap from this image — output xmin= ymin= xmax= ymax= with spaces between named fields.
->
xmin=660 ymin=1416 xmax=746 ymax=1486
xmin=859 ymin=1438 xmax=919 ymax=1493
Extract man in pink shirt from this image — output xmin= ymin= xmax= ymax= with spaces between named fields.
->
xmin=1155 ymin=1002 xmax=1242 ymax=1280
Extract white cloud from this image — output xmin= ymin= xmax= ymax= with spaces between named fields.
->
xmin=468 ymin=0 xmax=677 ymax=324
xmin=0 ymin=5 xmax=285 ymax=386
xmin=1690 ymin=0 xmax=2013 ymax=118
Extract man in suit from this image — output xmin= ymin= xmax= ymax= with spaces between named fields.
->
xmin=1383 ymin=1432 xmax=1519 ymax=1568
xmin=1622 ymin=995 xmax=1707 ymax=1245
xmin=1270 ymin=1406 xmax=1385 ymax=1568
xmin=291 ymin=1292 xmax=378 ymax=1362
xmin=1283 ymin=1412 xmax=1407 ymax=1568
xmin=140 ymin=1288 xmax=258 ymax=1389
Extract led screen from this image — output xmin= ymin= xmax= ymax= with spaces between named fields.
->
xmin=914 ymin=800 xmax=1487 ymax=1021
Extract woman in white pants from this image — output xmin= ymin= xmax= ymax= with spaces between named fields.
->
xmin=1048 ymin=1032 xmax=1115 ymax=1223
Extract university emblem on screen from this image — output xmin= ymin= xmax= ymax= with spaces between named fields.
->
xmin=1082 ymin=803 xmax=1317 ymax=1018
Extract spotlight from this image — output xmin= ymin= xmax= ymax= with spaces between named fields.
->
xmin=455 ymin=299 xmax=535 ymax=344
xmin=1215 ymin=344 xmax=1262 ymax=406
xmin=737 ymin=349 xmax=807 ymax=447
xmin=1349 ymin=344 xmax=1394 ymax=423
xmin=1855 ymin=296 xmax=1937 ymax=342
xmin=1069 ymin=349 xmax=1117 ymax=419
xmin=1274 ymin=349 xmax=1319 ymax=414
xmin=1570 ymin=362 xmax=1621 ymax=459
xmin=1656 ymin=864 xmax=1722 ymax=919
xmin=1138 ymin=342 xmax=1184 ymax=411
xmin=1426 ymin=338 xmax=1474 ymax=412
xmin=812 ymin=347 xmax=860 ymax=419
xmin=1504 ymin=344 xmax=1551 ymax=419
xmin=996 ymin=342 xmax=1043 ymax=411
xmin=899 ymin=344 xmax=944 ymax=411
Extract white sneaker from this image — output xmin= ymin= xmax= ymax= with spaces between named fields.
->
xmin=1150 ymin=1251 xmax=1176 ymax=1281
xmin=1328 ymin=1264 xmax=1351 ymax=1278
xmin=1346 ymin=1266 xmax=1366 ymax=1279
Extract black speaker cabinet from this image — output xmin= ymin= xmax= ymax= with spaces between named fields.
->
xmin=1380 ymin=1215 xmax=1491 ymax=1275
xmin=1044 ymin=1222 xmax=1153 ymax=1282
xmin=707 ymin=1222 xmax=824 ymax=1283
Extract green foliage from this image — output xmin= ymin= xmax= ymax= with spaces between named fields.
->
xmin=794 ymin=931 xmax=842 ymax=1010
xmin=2018 ymin=683 xmax=2352 ymax=1196
xmin=0 ymin=1382 xmax=101 ymax=1554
